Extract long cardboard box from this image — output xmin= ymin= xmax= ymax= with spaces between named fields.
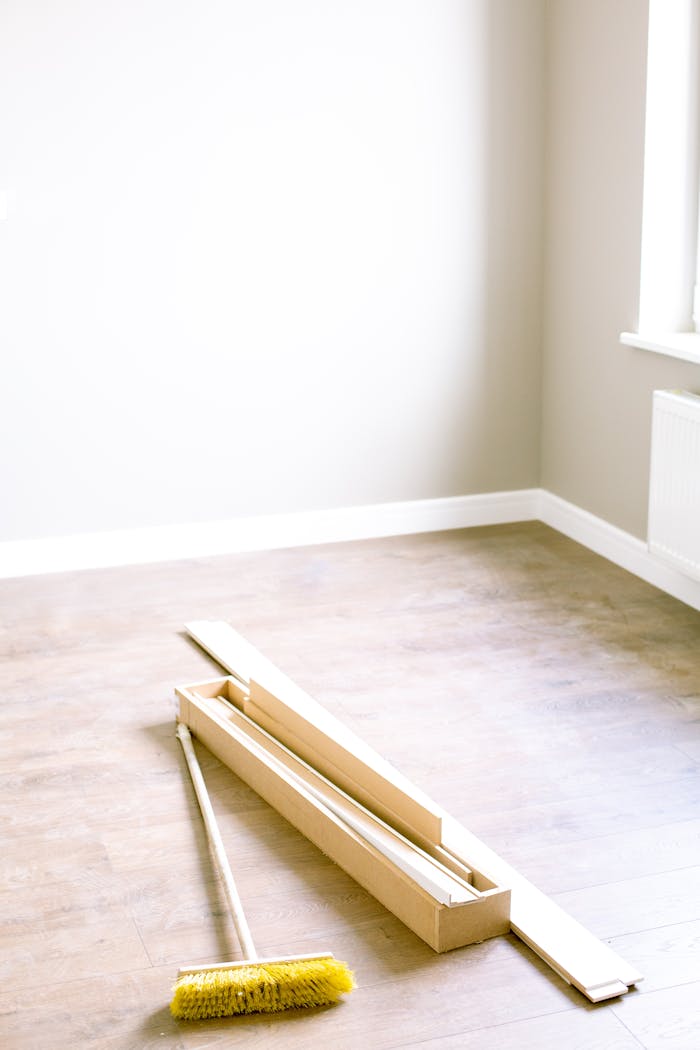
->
xmin=176 ymin=676 xmax=511 ymax=952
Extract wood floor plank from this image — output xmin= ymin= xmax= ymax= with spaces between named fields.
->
xmin=608 ymin=920 xmax=700 ymax=994
xmin=398 ymin=1007 xmax=643 ymax=1049
xmin=503 ymin=817 xmax=700 ymax=895
xmin=457 ymin=774 xmax=700 ymax=854
xmin=0 ymin=967 xmax=182 ymax=1050
xmin=0 ymin=831 xmax=112 ymax=890
xmin=675 ymin=736 xmax=700 ymax=762
xmin=611 ymin=981 xmax=700 ymax=1049
xmin=553 ymin=867 xmax=700 ymax=940
xmin=0 ymin=912 xmax=152 ymax=993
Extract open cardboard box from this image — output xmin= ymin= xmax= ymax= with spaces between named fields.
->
xmin=176 ymin=674 xmax=511 ymax=953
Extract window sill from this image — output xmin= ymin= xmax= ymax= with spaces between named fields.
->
xmin=620 ymin=331 xmax=700 ymax=365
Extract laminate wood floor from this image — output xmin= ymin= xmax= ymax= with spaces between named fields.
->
xmin=1 ymin=522 xmax=699 ymax=1049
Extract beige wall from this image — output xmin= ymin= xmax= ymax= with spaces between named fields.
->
xmin=541 ymin=0 xmax=700 ymax=539
xmin=0 ymin=0 xmax=544 ymax=543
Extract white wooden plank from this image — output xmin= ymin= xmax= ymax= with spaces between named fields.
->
xmin=440 ymin=817 xmax=643 ymax=1000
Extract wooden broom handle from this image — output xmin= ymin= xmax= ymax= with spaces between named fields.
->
xmin=176 ymin=721 xmax=258 ymax=960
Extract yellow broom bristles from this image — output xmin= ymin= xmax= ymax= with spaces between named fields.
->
xmin=170 ymin=956 xmax=355 ymax=1020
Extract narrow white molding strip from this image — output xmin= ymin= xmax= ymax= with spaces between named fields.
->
xmin=538 ymin=491 xmax=700 ymax=613
xmin=0 ymin=489 xmax=540 ymax=580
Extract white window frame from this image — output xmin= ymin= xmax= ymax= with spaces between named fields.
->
xmin=620 ymin=0 xmax=700 ymax=364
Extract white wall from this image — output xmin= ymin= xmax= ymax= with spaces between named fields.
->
xmin=0 ymin=0 xmax=544 ymax=543
xmin=541 ymin=0 xmax=700 ymax=539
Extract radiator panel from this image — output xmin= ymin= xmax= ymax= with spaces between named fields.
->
xmin=648 ymin=390 xmax=700 ymax=581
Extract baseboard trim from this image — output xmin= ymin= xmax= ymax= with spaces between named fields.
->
xmin=0 ymin=489 xmax=541 ymax=580
xmin=538 ymin=491 xmax=700 ymax=613
xmin=3 ymin=488 xmax=700 ymax=612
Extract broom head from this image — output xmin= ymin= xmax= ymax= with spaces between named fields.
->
xmin=170 ymin=953 xmax=355 ymax=1020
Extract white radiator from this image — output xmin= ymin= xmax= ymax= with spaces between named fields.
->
xmin=648 ymin=389 xmax=700 ymax=580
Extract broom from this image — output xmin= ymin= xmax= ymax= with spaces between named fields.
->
xmin=171 ymin=721 xmax=355 ymax=1020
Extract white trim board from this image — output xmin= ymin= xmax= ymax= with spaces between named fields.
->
xmin=0 ymin=489 xmax=540 ymax=580
xmin=2 ymin=487 xmax=700 ymax=613
xmin=538 ymin=491 xmax=700 ymax=613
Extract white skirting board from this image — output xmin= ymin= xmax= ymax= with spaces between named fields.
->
xmin=1 ymin=487 xmax=700 ymax=612
xmin=538 ymin=491 xmax=700 ymax=614
xmin=0 ymin=490 xmax=540 ymax=579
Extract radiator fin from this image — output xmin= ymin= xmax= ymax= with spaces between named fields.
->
xmin=648 ymin=390 xmax=700 ymax=581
